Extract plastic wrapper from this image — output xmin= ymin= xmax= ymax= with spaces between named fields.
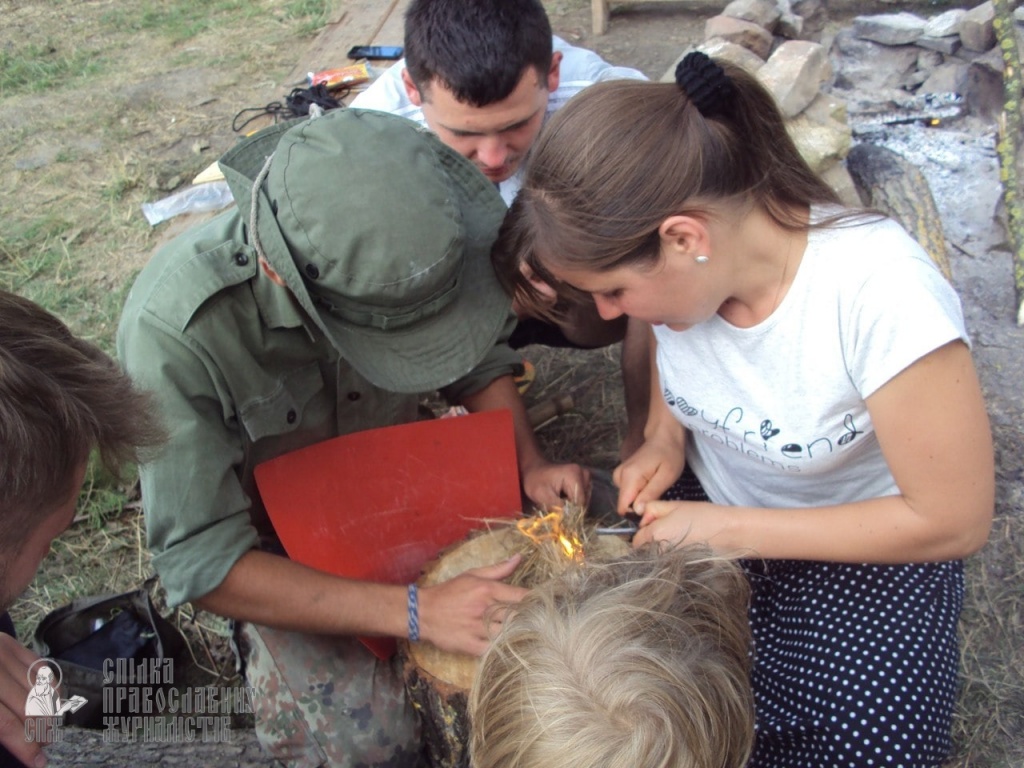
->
xmin=141 ymin=180 xmax=235 ymax=226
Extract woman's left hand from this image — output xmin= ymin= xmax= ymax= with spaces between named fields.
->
xmin=631 ymin=500 xmax=732 ymax=549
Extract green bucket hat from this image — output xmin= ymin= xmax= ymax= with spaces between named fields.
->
xmin=218 ymin=109 xmax=511 ymax=394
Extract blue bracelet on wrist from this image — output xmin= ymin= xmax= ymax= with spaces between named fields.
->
xmin=407 ymin=584 xmax=420 ymax=642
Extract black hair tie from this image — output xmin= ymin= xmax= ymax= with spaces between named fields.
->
xmin=674 ymin=51 xmax=734 ymax=117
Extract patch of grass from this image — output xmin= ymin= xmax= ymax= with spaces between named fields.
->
xmin=0 ymin=43 xmax=105 ymax=97
xmin=103 ymin=172 xmax=143 ymax=203
xmin=285 ymin=0 xmax=332 ymax=36
xmin=76 ymin=454 xmax=140 ymax=531
xmin=100 ymin=0 xmax=263 ymax=45
xmin=0 ymin=215 xmax=76 ymax=293
xmin=0 ymin=214 xmax=129 ymax=352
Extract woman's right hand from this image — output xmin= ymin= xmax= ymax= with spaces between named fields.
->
xmin=613 ymin=437 xmax=685 ymax=515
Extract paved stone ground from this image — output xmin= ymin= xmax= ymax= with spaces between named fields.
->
xmin=45 ymin=727 xmax=273 ymax=766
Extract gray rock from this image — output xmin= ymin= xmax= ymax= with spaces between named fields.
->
xmin=917 ymin=49 xmax=944 ymax=72
xmin=853 ymin=12 xmax=927 ymax=46
xmin=704 ymin=15 xmax=775 ymax=59
xmin=819 ymin=162 xmax=862 ymax=207
xmin=900 ymin=69 xmax=931 ymax=89
xmin=968 ymin=44 xmax=1005 ymax=75
xmin=698 ymin=38 xmax=766 ymax=74
xmin=802 ymin=92 xmax=849 ymax=126
xmin=964 ymin=58 xmax=1004 ymax=119
xmin=757 ymin=41 xmax=833 ymax=117
xmin=786 ymin=110 xmax=852 ymax=173
xmin=777 ymin=12 xmax=805 ymax=40
xmin=959 ymin=1 xmax=995 ymax=52
xmin=919 ymin=61 xmax=970 ymax=94
xmin=916 ymin=35 xmax=961 ymax=55
xmin=924 ymin=9 xmax=966 ymax=38
xmin=833 ymin=28 xmax=921 ymax=91
xmin=722 ymin=0 xmax=781 ymax=32
xmin=791 ymin=0 xmax=827 ymax=38
xmin=660 ymin=39 xmax=766 ymax=83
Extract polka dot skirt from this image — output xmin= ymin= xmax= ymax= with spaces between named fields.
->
xmin=662 ymin=472 xmax=963 ymax=768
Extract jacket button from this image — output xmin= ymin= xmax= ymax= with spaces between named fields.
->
xmin=347 ymin=392 xmax=361 ymax=401
xmin=286 ymin=409 xmax=297 ymax=424
xmin=235 ymin=253 xmax=249 ymax=266
xmin=305 ymin=263 xmax=320 ymax=279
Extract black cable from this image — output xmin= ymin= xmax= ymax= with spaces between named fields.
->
xmin=231 ymin=84 xmax=350 ymax=134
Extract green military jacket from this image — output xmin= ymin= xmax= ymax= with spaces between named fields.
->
xmin=118 ymin=209 xmax=520 ymax=607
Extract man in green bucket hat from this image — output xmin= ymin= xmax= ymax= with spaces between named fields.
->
xmin=118 ymin=108 xmax=589 ymax=766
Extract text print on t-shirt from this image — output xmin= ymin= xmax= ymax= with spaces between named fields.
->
xmin=663 ymin=387 xmax=864 ymax=472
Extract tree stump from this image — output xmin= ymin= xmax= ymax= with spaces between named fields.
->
xmin=399 ymin=527 xmax=630 ymax=768
xmin=846 ymin=142 xmax=954 ymax=281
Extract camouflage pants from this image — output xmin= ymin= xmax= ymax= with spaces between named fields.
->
xmin=236 ymin=622 xmax=423 ymax=767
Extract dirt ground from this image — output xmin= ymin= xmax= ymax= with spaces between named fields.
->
xmin=3 ymin=0 xmax=1023 ymax=765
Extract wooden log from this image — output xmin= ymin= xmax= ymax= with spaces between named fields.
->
xmin=991 ymin=0 xmax=1024 ymax=324
xmin=526 ymin=393 xmax=574 ymax=429
xmin=592 ymin=0 xmax=610 ymax=35
xmin=846 ymin=143 xmax=954 ymax=282
xmin=400 ymin=527 xmax=629 ymax=768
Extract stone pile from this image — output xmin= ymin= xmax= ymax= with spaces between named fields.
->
xmin=659 ymin=0 xmax=1022 ymax=206
xmin=660 ymin=0 xmax=858 ymax=204
xmin=836 ymin=2 xmax=1022 ymax=122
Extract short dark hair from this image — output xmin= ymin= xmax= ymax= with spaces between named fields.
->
xmin=0 ymin=291 xmax=165 ymax=555
xmin=404 ymin=0 xmax=554 ymax=106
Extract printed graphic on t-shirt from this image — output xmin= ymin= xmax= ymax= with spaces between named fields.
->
xmin=663 ymin=386 xmax=864 ymax=473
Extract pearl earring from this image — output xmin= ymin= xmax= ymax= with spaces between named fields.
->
xmin=695 ymin=255 xmax=710 ymax=264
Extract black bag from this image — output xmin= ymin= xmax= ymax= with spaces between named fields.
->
xmin=31 ymin=584 xmax=186 ymax=729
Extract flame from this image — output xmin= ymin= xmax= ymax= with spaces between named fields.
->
xmin=515 ymin=506 xmax=584 ymax=561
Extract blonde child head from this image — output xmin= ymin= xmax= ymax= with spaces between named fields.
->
xmin=469 ymin=544 xmax=753 ymax=768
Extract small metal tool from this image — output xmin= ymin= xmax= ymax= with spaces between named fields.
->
xmin=594 ymin=511 xmax=641 ymax=536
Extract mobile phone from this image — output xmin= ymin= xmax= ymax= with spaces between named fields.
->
xmin=347 ymin=45 xmax=404 ymax=60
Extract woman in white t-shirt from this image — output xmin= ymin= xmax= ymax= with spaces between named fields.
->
xmin=495 ymin=52 xmax=994 ymax=768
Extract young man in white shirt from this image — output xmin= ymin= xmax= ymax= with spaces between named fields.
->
xmin=353 ymin=0 xmax=650 ymax=454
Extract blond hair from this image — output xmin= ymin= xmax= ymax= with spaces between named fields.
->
xmin=469 ymin=544 xmax=753 ymax=768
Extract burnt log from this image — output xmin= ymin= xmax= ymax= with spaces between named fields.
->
xmin=846 ymin=142 xmax=954 ymax=281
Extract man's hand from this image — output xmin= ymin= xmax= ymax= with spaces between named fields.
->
xmin=417 ymin=555 xmax=528 ymax=656
xmin=1 ymin=632 xmax=47 ymax=767
xmin=521 ymin=461 xmax=591 ymax=509
xmin=460 ymin=375 xmax=592 ymax=510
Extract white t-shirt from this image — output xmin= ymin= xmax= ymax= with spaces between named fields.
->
xmin=653 ymin=210 xmax=968 ymax=510
xmin=350 ymin=36 xmax=646 ymax=205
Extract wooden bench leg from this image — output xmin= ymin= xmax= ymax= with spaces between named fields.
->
xmin=592 ymin=0 xmax=610 ymax=35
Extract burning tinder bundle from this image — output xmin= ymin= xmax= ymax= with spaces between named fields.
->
xmin=490 ymin=501 xmax=626 ymax=588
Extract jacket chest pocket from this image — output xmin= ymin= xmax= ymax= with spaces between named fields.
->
xmin=237 ymin=362 xmax=326 ymax=443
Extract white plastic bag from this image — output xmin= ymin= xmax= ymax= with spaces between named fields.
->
xmin=141 ymin=180 xmax=235 ymax=226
